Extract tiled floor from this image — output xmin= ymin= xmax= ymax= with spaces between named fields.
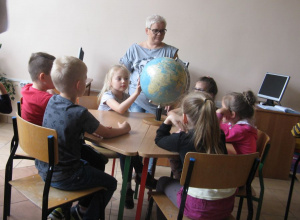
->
xmin=0 ymin=121 xmax=300 ymax=220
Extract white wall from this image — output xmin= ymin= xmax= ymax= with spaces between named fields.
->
xmin=1 ymin=0 xmax=300 ymax=111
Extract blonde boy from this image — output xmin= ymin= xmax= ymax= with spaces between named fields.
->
xmin=40 ymin=56 xmax=130 ymax=219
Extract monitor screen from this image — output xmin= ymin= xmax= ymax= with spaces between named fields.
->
xmin=257 ymin=72 xmax=290 ymax=105
xmin=78 ymin=47 xmax=84 ymax=61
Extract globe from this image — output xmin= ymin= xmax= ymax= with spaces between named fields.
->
xmin=140 ymin=57 xmax=189 ymax=106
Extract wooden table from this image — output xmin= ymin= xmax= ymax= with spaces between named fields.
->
xmin=86 ymin=110 xmax=150 ymax=220
xmin=137 ymin=126 xmax=179 ymax=220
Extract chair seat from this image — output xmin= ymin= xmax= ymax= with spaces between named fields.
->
xmin=152 ymin=192 xmax=236 ymax=220
xmin=9 ymin=174 xmax=105 ymax=209
xmin=152 ymin=192 xmax=191 ymax=220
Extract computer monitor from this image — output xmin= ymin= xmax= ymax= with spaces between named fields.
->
xmin=78 ymin=47 xmax=84 ymax=61
xmin=257 ymin=72 xmax=290 ymax=106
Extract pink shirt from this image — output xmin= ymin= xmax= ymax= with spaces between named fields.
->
xmin=217 ymin=113 xmax=257 ymax=154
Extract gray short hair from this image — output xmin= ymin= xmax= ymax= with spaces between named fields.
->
xmin=145 ymin=14 xmax=167 ymax=29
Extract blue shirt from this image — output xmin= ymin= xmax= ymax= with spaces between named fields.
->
xmin=36 ymin=95 xmax=99 ymax=182
xmin=120 ymin=43 xmax=178 ymax=114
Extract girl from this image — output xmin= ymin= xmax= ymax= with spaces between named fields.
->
xmin=194 ymin=76 xmax=218 ymax=101
xmin=98 ymin=64 xmax=141 ymax=113
xmin=98 ymin=65 xmax=156 ymax=210
xmin=217 ymin=90 xmax=258 ymax=154
xmin=155 ymin=92 xmax=235 ymax=220
xmin=166 ymin=76 xmax=218 ymax=179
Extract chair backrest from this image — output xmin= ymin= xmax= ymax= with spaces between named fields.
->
xmin=256 ymin=129 xmax=270 ymax=159
xmin=15 ymin=114 xmax=58 ymax=164
xmin=78 ymin=96 xmax=98 ymax=110
xmin=180 ymin=152 xmax=260 ymax=189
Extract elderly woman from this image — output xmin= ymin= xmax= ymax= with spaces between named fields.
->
xmin=119 ymin=14 xmax=178 ymax=210
xmin=120 ymin=14 xmax=179 ymax=114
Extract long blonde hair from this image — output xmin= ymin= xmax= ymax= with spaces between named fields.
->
xmin=97 ymin=65 xmax=130 ymax=105
xmin=182 ymin=92 xmax=224 ymax=154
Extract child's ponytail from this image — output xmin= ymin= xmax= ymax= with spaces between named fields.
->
xmin=182 ymin=93 xmax=224 ymax=154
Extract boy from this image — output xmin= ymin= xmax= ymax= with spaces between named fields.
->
xmin=39 ymin=56 xmax=131 ymax=219
xmin=21 ymin=52 xmax=56 ymax=125
xmin=0 ymin=82 xmax=12 ymax=114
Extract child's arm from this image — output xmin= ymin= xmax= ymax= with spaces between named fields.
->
xmin=165 ymin=110 xmax=187 ymax=132
xmin=0 ymin=82 xmax=8 ymax=95
xmin=216 ymin=107 xmax=231 ymax=122
xmin=106 ymin=79 xmax=141 ymax=114
xmin=93 ymin=121 xmax=131 ymax=138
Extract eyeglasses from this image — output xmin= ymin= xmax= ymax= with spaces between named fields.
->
xmin=194 ymin=88 xmax=205 ymax=92
xmin=148 ymin=28 xmax=167 ymax=35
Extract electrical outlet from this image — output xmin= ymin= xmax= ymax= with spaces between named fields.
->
xmin=19 ymin=80 xmax=31 ymax=88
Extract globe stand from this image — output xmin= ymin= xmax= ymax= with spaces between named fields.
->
xmin=143 ymin=105 xmax=166 ymax=126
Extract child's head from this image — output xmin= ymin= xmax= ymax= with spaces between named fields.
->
xmin=181 ymin=92 xmax=223 ymax=154
xmin=51 ymin=56 xmax=87 ymax=95
xmin=222 ymin=90 xmax=257 ymax=121
xmin=28 ymin=52 xmax=55 ymax=81
xmin=194 ymin=76 xmax=218 ymax=101
xmin=98 ymin=65 xmax=130 ymax=102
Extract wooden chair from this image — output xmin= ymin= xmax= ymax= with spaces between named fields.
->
xmin=284 ymin=137 xmax=300 ymax=220
xmin=77 ymin=95 xmax=119 ymax=176
xmin=236 ymin=129 xmax=271 ymax=220
xmin=10 ymin=100 xmax=35 ymax=160
xmin=146 ymin=152 xmax=260 ymax=220
xmin=77 ymin=95 xmax=99 ymax=110
xmin=3 ymin=114 xmax=105 ymax=220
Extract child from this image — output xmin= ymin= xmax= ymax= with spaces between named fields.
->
xmin=216 ymin=90 xmax=258 ymax=154
xmin=194 ymin=76 xmax=218 ymax=101
xmin=166 ymin=76 xmax=218 ymax=179
xmin=155 ymin=92 xmax=234 ymax=220
xmin=0 ymin=82 xmax=12 ymax=114
xmin=39 ymin=56 xmax=131 ymax=220
xmin=98 ymin=64 xmax=141 ymax=113
xmin=98 ymin=64 xmax=156 ymax=209
xmin=21 ymin=52 xmax=56 ymax=125
xmin=168 ymin=76 xmax=218 ymax=131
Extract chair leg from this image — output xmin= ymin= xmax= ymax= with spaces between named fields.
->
xmin=3 ymin=151 xmax=14 ymax=219
xmin=145 ymin=197 xmax=154 ymax=220
xmin=236 ymin=197 xmax=244 ymax=220
xmin=3 ymin=183 xmax=12 ymax=220
xmin=284 ymin=155 xmax=300 ymax=220
xmin=111 ymin=158 xmax=116 ymax=176
xmin=255 ymin=198 xmax=263 ymax=220
xmin=134 ymin=182 xmax=139 ymax=199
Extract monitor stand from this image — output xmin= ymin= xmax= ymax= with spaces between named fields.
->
xmin=261 ymin=99 xmax=275 ymax=106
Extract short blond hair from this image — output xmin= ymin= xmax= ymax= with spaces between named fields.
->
xmin=51 ymin=56 xmax=87 ymax=94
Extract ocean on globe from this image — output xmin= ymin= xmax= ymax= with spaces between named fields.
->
xmin=140 ymin=57 xmax=188 ymax=106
